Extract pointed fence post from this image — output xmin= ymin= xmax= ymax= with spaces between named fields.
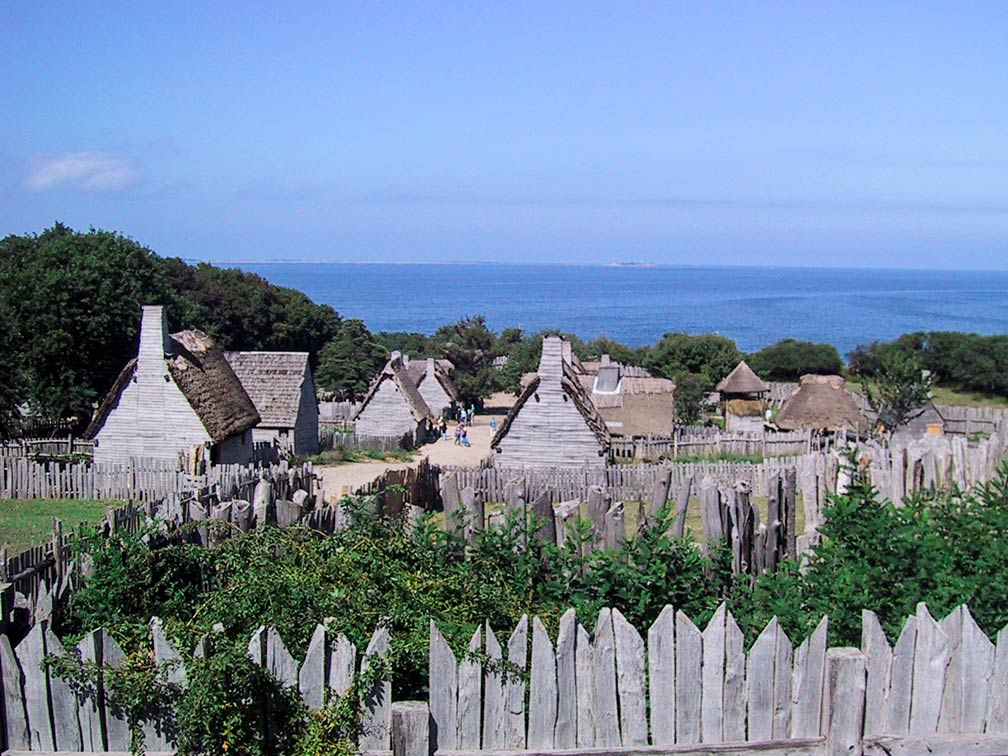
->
xmin=824 ymin=648 xmax=866 ymax=756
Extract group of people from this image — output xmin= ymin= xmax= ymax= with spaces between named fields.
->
xmin=431 ymin=404 xmax=476 ymax=446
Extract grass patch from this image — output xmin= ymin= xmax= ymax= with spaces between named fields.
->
xmin=298 ymin=447 xmax=416 ymax=466
xmin=846 ymin=376 xmax=1008 ymax=408
xmin=0 ymin=498 xmax=117 ymax=552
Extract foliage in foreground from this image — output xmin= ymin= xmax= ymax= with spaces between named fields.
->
xmin=49 ymin=462 xmax=1008 ymax=754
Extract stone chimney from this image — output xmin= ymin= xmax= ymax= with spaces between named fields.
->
xmin=538 ymin=336 xmax=564 ymax=384
xmin=138 ymin=305 xmax=170 ymax=374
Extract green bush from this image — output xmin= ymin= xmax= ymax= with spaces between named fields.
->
xmin=747 ymin=339 xmax=844 ymax=381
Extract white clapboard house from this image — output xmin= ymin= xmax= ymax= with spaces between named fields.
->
xmin=86 ymin=306 xmax=260 ymax=465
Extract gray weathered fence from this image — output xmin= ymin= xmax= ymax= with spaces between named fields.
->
xmin=609 ymin=428 xmax=821 ymax=462
xmin=0 ymin=438 xmax=95 ymax=461
xmin=429 ymin=602 xmax=1008 ymax=756
xmin=0 ymin=618 xmax=390 ymax=753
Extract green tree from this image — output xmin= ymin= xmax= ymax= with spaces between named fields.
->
xmin=860 ymin=350 xmax=934 ymax=434
xmin=374 ymin=331 xmax=433 ymax=358
xmin=583 ymin=336 xmax=643 ymax=366
xmin=644 ymin=332 xmax=742 ymax=390
xmin=747 ymin=339 xmax=843 ymax=381
xmin=673 ymin=372 xmax=707 ymax=425
xmin=431 ymin=316 xmax=499 ymax=407
xmin=315 ymin=320 xmax=388 ymax=400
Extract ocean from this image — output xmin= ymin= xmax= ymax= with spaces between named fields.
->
xmin=233 ymin=263 xmax=1008 ymax=356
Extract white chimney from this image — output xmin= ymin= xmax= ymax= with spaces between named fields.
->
xmin=601 ymin=354 xmax=611 ymax=366
xmin=390 ymin=350 xmax=402 ymax=366
xmin=426 ymin=357 xmax=436 ymax=377
xmin=538 ymin=336 xmax=564 ymax=383
xmin=138 ymin=305 xmax=170 ymax=374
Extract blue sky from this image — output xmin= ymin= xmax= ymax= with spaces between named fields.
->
xmin=2 ymin=2 xmax=1007 ymax=268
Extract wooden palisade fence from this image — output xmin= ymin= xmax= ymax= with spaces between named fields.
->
xmin=429 ymin=601 xmax=1008 ymax=756
xmin=0 ymin=618 xmax=391 ymax=754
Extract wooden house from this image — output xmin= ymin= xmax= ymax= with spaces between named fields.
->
xmin=86 ymin=306 xmax=260 ymax=465
xmin=353 ymin=352 xmax=432 ymax=445
xmin=225 ymin=351 xmax=319 ymax=455
xmin=716 ymin=360 xmax=770 ymax=432
xmin=491 ymin=336 xmax=610 ymax=469
xmin=775 ymin=374 xmax=865 ymax=433
xmin=403 ymin=356 xmax=459 ymax=418
xmin=578 ymin=355 xmax=677 ymax=438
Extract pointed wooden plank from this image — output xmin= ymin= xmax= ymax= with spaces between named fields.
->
xmin=889 ymin=615 xmax=917 ymax=736
xmin=483 ymin=623 xmax=505 ymax=749
xmin=247 ymin=625 xmax=266 ymax=667
xmin=910 ymin=603 xmax=950 ymax=736
xmin=862 ymin=610 xmax=893 ymax=738
xmin=1 ymin=632 xmax=30 ymax=750
xmin=724 ymin=610 xmax=747 ymax=741
xmin=773 ymin=622 xmax=793 ymax=739
xmin=299 ymin=624 xmax=326 ymax=711
xmin=360 ymin=626 xmax=392 ymax=752
xmin=504 ymin=614 xmax=528 ymax=749
xmin=575 ymin=621 xmax=595 ymax=747
xmin=675 ymin=610 xmax=702 ymax=744
xmin=458 ymin=626 xmax=482 ymax=749
xmin=959 ymin=606 xmax=995 ymax=733
xmin=791 ymin=616 xmax=828 ymax=738
xmin=152 ymin=616 xmax=186 ymax=687
xmin=824 ymin=648 xmax=866 ymax=756
xmin=648 ymin=605 xmax=676 ymax=746
xmin=986 ymin=625 xmax=1008 ymax=733
xmin=266 ymin=627 xmax=299 ymax=688
xmin=554 ymin=609 xmax=577 ymax=748
xmin=75 ymin=630 xmax=104 ymax=751
xmin=592 ymin=608 xmax=620 ymax=746
xmin=612 ymin=608 xmax=647 ymax=745
xmin=528 ymin=617 xmax=558 ymax=749
xmin=701 ymin=603 xmax=726 ymax=743
xmin=101 ymin=631 xmax=131 ymax=750
xmin=328 ymin=633 xmax=356 ymax=699
xmin=747 ymin=618 xmax=778 ymax=741
xmin=16 ymin=623 xmax=54 ymax=751
xmin=938 ymin=606 xmax=964 ymax=733
xmin=43 ymin=627 xmax=82 ymax=751
xmin=429 ymin=621 xmax=459 ymax=751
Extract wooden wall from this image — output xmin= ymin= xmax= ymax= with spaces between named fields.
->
xmin=293 ymin=363 xmax=320 ymax=455
xmin=356 ymin=379 xmax=420 ymax=438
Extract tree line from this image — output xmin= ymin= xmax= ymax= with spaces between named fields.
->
xmin=1 ymin=224 xmax=1004 ymax=435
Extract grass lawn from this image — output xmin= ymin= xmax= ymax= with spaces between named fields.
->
xmin=0 ymin=499 xmax=117 ymax=553
xmin=846 ymin=376 xmax=1008 ymax=408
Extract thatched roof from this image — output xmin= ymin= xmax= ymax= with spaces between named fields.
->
xmin=353 ymin=358 xmax=432 ymax=422
xmin=491 ymin=358 xmax=611 ymax=448
xmin=167 ymin=330 xmax=261 ymax=441
xmin=86 ymin=331 xmax=261 ymax=443
xmin=717 ymin=361 xmax=769 ymax=395
xmin=726 ymin=398 xmax=767 ymax=419
xmin=775 ymin=374 xmax=864 ymax=431
xmin=403 ymin=358 xmax=460 ymax=402
xmin=225 ymin=351 xmax=312 ymax=428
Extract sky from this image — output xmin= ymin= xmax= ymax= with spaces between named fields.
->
xmin=2 ymin=2 xmax=1007 ymax=268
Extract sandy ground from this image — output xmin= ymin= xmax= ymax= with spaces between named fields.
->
xmin=317 ymin=392 xmax=516 ymax=502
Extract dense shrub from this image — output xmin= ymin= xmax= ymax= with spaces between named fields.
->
xmin=747 ymin=338 xmax=844 ymax=381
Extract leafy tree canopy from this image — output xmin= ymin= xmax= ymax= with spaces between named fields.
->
xmin=431 ymin=316 xmax=500 ymax=407
xmin=858 ymin=349 xmax=934 ymax=434
xmin=374 ymin=331 xmax=434 ymax=359
xmin=747 ymin=338 xmax=844 ymax=381
xmin=315 ymin=319 xmax=388 ymax=400
xmin=644 ymin=332 xmax=742 ymax=390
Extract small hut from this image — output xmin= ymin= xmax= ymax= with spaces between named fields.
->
xmin=579 ymin=355 xmax=676 ymax=437
xmin=352 ymin=352 xmax=432 ymax=445
xmin=716 ymin=360 xmax=770 ymax=432
xmin=892 ymin=402 xmax=946 ymax=438
xmin=403 ymin=356 xmax=460 ymax=418
xmin=775 ymin=374 xmax=865 ymax=433
xmin=86 ymin=306 xmax=260 ymax=465
xmin=491 ymin=336 xmax=610 ymax=469
xmin=225 ymin=351 xmax=320 ymax=455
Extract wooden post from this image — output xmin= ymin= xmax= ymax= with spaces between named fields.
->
xmin=392 ymin=701 xmax=430 ymax=756
xmin=825 ymin=647 xmax=866 ymax=756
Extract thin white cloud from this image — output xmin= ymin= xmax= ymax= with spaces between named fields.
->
xmin=25 ymin=152 xmax=140 ymax=192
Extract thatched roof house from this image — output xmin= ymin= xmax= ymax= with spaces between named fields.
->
xmin=87 ymin=306 xmax=260 ymax=465
xmin=717 ymin=361 xmax=770 ymax=432
xmin=775 ymin=374 xmax=865 ymax=432
xmin=578 ymin=355 xmax=676 ymax=437
xmin=353 ymin=352 xmax=432 ymax=444
xmin=492 ymin=336 xmax=610 ymax=469
xmin=225 ymin=351 xmax=319 ymax=455
xmin=403 ymin=356 xmax=460 ymax=417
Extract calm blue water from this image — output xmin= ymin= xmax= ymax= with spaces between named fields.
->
xmin=234 ymin=263 xmax=1008 ymax=356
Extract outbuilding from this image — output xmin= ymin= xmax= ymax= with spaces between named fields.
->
xmin=716 ymin=360 xmax=770 ymax=432
xmin=352 ymin=353 xmax=432 ymax=445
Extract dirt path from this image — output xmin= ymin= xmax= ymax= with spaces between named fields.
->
xmin=317 ymin=392 xmax=516 ymax=502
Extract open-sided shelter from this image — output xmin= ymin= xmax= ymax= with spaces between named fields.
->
xmin=86 ymin=306 xmax=260 ymax=465
xmin=716 ymin=360 xmax=770 ymax=432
